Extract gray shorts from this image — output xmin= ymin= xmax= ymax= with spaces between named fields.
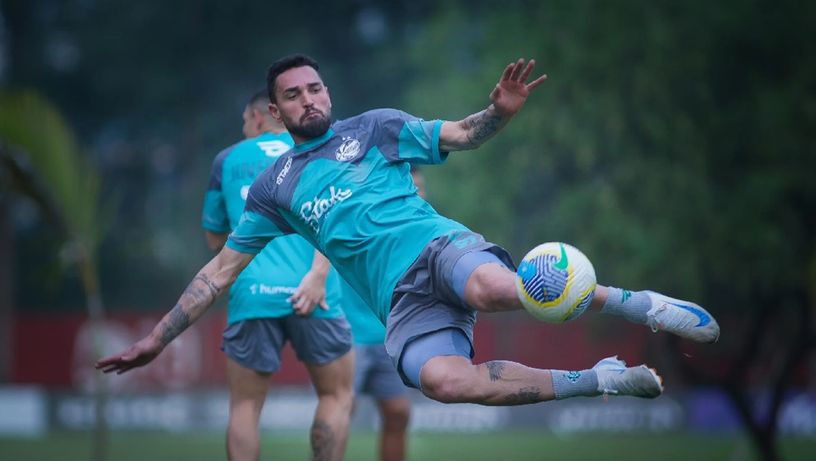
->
xmin=354 ymin=343 xmax=408 ymax=400
xmin=384 ymin=231 xmax=515 ymax=385
xmin=222 ymin=316 xmax=352 ymax=373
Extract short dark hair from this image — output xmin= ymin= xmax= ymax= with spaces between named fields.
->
xmin=247 ymin=89 xmax=269 ymax=110
xmin=266 ymin=54 xmax=321 ymax=103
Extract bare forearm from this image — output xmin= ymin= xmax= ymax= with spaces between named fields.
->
xmin=150 ymin=272 xmax=223 ymax=347
xmin=311 ymin=250 xmax=330 ymax=279
xmin=150 ymin=249 xmax=249 ymax=347
xmin=439 ymin=105 xmax=511 ymax=151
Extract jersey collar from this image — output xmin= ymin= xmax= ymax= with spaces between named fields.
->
xmin=292 ymin=128 xmax=334 ymax=154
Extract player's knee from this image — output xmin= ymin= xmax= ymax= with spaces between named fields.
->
xmin=420 ymin=366 xmax=473 ymax=403
xmin=317 ymin=385 xmax=354 ymax=414
xmin=335 ymin=386 xmax=354 ymax=410
xmin=466 ymin=269 xmax=514 ymax=312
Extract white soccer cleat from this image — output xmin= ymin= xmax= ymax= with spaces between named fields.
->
xmin=645 ymin=291 xmax=720 ymax=343
xmin=593 ymin=356 xmax=663 ymax=399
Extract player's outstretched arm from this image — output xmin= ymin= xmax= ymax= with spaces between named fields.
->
xmin=289 ymin=250 xmax=331 ymax=316
xmin=95 ymin=247 xmax=254 ymax=374
xmin=439 ymin=58 xmax=547 ymax=152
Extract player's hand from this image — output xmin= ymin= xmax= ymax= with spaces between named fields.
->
xmin=95 ymin=335 xmax=164 ymax=374
xmin=490 ymin=58 xmax=547 ymax=117
xmin=289 ymin=269 xmax=329 ymax=316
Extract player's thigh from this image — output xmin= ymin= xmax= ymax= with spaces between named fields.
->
xmin=284 ymin=315 xmax=354 ymax=395
xmin=306 ymin=349 xmax=355 ymax=396
xmin=226 ymin=356 xmax=272 ymax=404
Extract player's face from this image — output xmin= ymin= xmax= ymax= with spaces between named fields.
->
xmin=270 ymin=66 xmax=332 ymax=142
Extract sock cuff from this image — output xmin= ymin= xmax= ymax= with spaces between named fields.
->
xmin=551 ymin=369 xmax=599 ymax=399
xmin=600 ymin=287 xmax=650 ymax=324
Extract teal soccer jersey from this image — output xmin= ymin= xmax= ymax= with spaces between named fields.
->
xmin=203 ymin=131 xmax=345 ymax=324
xmin=339 ymin=277 xmax=385 ymax=344
xmin=227 ymin=109 xmax=468 ymax=324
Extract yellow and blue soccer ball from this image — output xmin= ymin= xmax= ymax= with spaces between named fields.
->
xmin=515 ymin=242 xmax=597 ymax=323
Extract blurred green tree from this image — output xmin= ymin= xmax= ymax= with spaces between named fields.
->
xmin=0 ymin=89 xmax=111 ymax=461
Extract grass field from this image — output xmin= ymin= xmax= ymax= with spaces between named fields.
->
xmin=2 ymin=431 xmax=814 ymax=461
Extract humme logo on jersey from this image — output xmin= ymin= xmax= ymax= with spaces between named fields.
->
xmin=335 ymin=137 xmax=361 ymax=161
xmin=300 ymin=186 xmax=353 ymax=232
xmin=276 ymin=157 xmax=292 ymax=185
xmin=257 ymin=140 xmax=290 ymax=157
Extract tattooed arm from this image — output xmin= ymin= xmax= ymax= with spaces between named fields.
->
xmin=95 ymin=247 xmax=253 ymax=374
xmin=439 ymin=58 xmax=547 ymax=152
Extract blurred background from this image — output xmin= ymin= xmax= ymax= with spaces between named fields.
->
xmin=0 ymin=0 xmax=814 ymax=460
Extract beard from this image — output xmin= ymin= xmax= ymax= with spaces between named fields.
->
xmin=286 ymin=110 xmax=332 ymax=140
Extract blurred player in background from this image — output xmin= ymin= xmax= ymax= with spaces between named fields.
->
xmin=201 ymin=90 xmax=354 ymax=461
xmin=99 ymin=55 xmax=720 ymax=414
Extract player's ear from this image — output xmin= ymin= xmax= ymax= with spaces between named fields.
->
xmin=268 ymin=102 xmax=282 ymax=122
xmin=253 ymin=109 xmax=265 ymax=131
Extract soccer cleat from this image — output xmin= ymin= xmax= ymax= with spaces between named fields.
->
xmin=644 ymin=291 xmax=720 ymax=343
xmin=593 ymin=356 xmax=663 ymax=398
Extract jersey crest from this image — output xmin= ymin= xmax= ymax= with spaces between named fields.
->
xmin=335 ymin=136 xmax=361 ymax=161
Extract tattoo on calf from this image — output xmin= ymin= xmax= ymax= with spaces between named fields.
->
xmin=310 ymin=419 xmax=335 ymax=461
xmin=503 ymin=386 xmax=542 ymax=405
xmin=486 ymin=361 xmax=507 ymax=382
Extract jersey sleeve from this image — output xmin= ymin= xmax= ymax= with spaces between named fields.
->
xmin=201 ymin=149 xmax=230 ymax=233
xmin=225 ymin=168 xmax=295 ymax=254
xmin=374 ymin=109 xmax=449 ymax=165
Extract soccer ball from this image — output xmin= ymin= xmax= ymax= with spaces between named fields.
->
xmin=515 ymin=242 xmax=597 ymax=323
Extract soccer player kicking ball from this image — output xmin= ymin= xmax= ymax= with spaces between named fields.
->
xmin=97 ymin=55 xmax=719 ymax=411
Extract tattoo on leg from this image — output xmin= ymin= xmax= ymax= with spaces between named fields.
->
xmin=310 ymin=419 xmax=336 ymax=461
xmin=503 ymin=386 xmax=542 ymax=405
xmin=160 ymin=306 xmax=190 ymax=346
xmin=486 ymin=361 xmax=507 ymax=382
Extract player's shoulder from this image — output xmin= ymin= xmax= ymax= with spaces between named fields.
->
xmin=251 ymin=147 xmax=295 ymax=191
xmin=212 ymin=140 xmax=241 ymax=165
xmin=334 ymin=108 xmax=415 ymax=130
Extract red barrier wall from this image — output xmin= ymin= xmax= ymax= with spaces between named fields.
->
xmin=11 ymin=311 xmax=650 ymax=390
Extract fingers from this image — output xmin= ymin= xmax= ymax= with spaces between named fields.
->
xmin=509 ymin=58 xmax=525 ymax=81
xmin=518 ymin=59 xmax=535 ymax=82
xmin=96 ymin=357 xmax=132 ymax=374
xmin=502 ymin=58 xmax=547 ymax=86
xmin=526 ymin=74 xmax=548 ymax=91
xmin=290 ymin=294 xmax=315 ymax=316
xmin=319 ymin=300 xmax=329 ymax=311
xmin=500 ymin=62 xmax=514 ymax=82
xmin=94 ymin=356 xmax=116 ymax=369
